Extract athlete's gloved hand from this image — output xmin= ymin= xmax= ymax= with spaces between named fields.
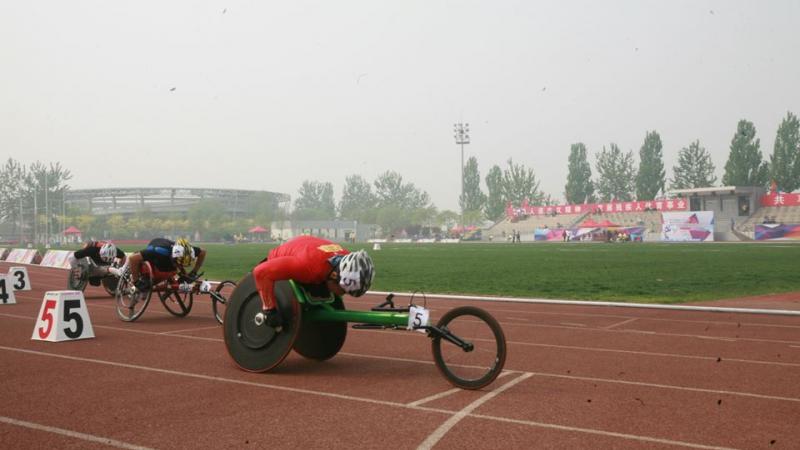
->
xmin=134 ymin=278 xmax=149 ymax=292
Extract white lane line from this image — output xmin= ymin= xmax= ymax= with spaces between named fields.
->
xmin=792 ymin=346 xmax=800 ymax=349
xmin=604 ymin=317 xmax=638 ymax=330
xmin=161 ymin=325 xmax=220 ymax=335
xmin=510 ymin=341 xmax=800 ymax=368
xmin=0 ymin=345 xmax=421 ymax=409
xmin=534 ymin=372 xmax=800 ymax=403
xmin=406 ymin=372 xmax=515 ymax=407
xmin=467 ymin=413 xmax=737 ymax=450
xmin=416 ymin=373 xmax=533 ymax=450
xmin=0 ymin=416 xmax=154 ymax=450
xmin=2 ymin=312 xmax=797 ymax=368
xmin=0 ymin=346 xmax=746 ymax=450
xmin=406 ymin=388 xmax=461 ymax=407
xmin=504 ymin=317 xmax=530 ymax=322
xmin=369 ymin=290 xmax=800 ymax=317
xmin=559 ymin=322 xmax=587 ymax=327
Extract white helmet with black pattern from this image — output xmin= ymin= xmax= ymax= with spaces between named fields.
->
xmin=337 ymin=250 xmax=374 ymax=297
xmin=99 ymin=242 xmax=117 ymax=263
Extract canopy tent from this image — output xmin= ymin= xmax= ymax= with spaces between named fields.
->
xmin=248 ymin=226 xmax=268 ymax=233
xmin=597 ymin=219 xmax=619 ymax=227
xmin=63 ymin=226 xmax=82 ymax=234
xmin=579 ymin=219 xmax=600 ymax=228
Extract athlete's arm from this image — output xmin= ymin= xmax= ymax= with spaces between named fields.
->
xmin=252 ymin=256 xmax=307 ymax=310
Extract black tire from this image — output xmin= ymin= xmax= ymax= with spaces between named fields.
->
xmin=102 ymin=276 xmax=119 ymax=297
xmin=431 ymin=306 xmax=506 ymax=390
xmin=159 ymin=289 xmax=194 ymax=317
xmin=224 ymin=274 xmax=301 ymax=372
xmin=115 ymin=274 xmax=153 ymax=322
xmin=293 ymin=296 xmax=347 ymax=361
xmin=67 ymin=266 xmax=87 ymax=292
xmin=211 ymin=280 xmax=236 ymax=325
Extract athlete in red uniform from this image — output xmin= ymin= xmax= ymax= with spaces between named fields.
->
xmin=253 ymin=235 xmax=374 ymax=329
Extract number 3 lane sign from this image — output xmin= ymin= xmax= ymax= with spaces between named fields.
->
xmin=31 ymin=291 xmax=95 ymax=342
xmin=9 ymin=266 xmax=32 ymax=291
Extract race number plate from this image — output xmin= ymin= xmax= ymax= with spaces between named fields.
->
xmin=407 ymin=305 xmax=429 ymax=333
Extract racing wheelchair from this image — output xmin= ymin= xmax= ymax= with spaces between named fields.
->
xmin=67 ymin=258 xmax=121 ymax=297
xmin=115 ymin=261 xmax=235 ymax=323
xmin=224 ymin=273 xmax=507 ymax=390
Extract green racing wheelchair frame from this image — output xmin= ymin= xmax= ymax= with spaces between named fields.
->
xmin=224 ymin=273 xmax=507 ymax=390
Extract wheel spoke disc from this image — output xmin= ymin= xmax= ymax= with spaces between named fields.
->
xmin=224 ymin=274 xmax=301 ymax=372
xmin=238 ymin=292 xmax=275 ymax=349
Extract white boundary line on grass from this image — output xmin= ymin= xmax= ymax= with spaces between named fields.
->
xmin=368 ymin=291 xmax=800 ymax=317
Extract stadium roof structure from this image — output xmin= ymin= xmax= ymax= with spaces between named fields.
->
xmin=66 ymin=187 xmax=290 ymax=216
xmin=668 ymin=186 xmax=764 ymax=197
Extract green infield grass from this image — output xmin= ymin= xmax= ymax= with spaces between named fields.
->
xmin=104 ymin=241 xmax=800 ymax=304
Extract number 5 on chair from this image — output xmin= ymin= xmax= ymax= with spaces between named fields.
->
xmin=31 ymin=291 xmax=95 ymax=342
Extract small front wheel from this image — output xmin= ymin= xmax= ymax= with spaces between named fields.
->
xmin=431 ymin=306 xmax=506 ymax=390
xmin=159 ymin=289 xmax=194 ymax=317
xmin=211 ymin=280 xmax=236 ymax=325
xmin=115 ymin=274 xmax=153 ymax=322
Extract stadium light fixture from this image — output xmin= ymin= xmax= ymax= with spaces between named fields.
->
xmin=453 ymin=122 xmax=470 ymax=226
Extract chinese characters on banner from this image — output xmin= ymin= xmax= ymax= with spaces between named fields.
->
xmin=506 ymin=199 xmax=688 ymax=220
xmin=760 ymin=193 xmax=800 ymax=207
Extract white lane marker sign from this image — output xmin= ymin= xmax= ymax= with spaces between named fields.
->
xmin=8 ymin=266 xmax=32 ymax=291
xmin=0 ymin=275 xmax=17 ymax=305
xmin=32 ymin=291 xmax=95 ymax=342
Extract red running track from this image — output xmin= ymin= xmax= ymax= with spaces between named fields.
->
xmin=1 ymin=262 xmax=799 ymax=449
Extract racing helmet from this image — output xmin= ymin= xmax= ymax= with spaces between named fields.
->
xmin=99 ymin=242 xmax=117 ymax=263
xmin=337 ymin=250 xmax=374 ymax=297
xmin=171 ymin=238 xmax=195 ymax=266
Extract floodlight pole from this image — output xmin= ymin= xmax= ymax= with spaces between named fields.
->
xmin=453 ymin=122 xmax=470 ymax=227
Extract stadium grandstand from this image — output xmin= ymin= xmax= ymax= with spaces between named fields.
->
xmin=65 ymin=187 xmax=290 ymax=217
xmin=485 ymin=186 xmax=800 ymax=242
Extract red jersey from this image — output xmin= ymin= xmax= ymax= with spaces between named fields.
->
xmin=253 ymin=236 xmax=350 ymax=310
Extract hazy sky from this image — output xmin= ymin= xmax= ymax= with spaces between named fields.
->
xmin=1 ymin=1 xmax=798 ymax=211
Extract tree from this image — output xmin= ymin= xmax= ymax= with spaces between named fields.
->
xmin=373 ymin=171 xmax=430 ymax=210
xmin=564 ymin=143 xmax=594 ymax=204
xmin=722 ymin=119 xmax=768 ymax=187
xmin=339 ymin=174 xmax=377 ymax=221
xmin=484 ymin=165 xmax=505 ymax=222
xmin=670 ymin=140 xmax=717 ymax=190
xmin=372 ymin=171 xmax=431 ymax=234
xmin=635 ymin=131 xmax=666 ymax=200
xmin=293 ymin=180 xmax=336 ymax=219
xmin=769 ymin=111 xmax=800 ymax=192
xmin=0 ymin=158 xmax=28 ymax=223
xmin=501 ymin=159 xmax=542 ymax=206
xmin=460 ymin=156 xmax=486 ymax=214
xmin=595 ymin=143 xmax=636 ymax=201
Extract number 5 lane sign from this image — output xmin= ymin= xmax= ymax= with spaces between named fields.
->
xmin=31 ymin=291 xmax=95 ymax=342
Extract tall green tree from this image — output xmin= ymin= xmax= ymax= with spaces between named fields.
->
xmin=373 ymin=171 xmax=430 ymax=210
xmin=459 ymin=156 xmax=486 ymax=214
xmin=722 ymin=119 xmax=768 ymax=186
xmin=0 ymin=158 xmax=28 ymax=223
xmin=293 ymin=180 xmax=336 ymax=219
xmin=769 ymin=111 xmax=800 ymax=192
xmin=338 ymin=174 xmax=377 ymax=222
xmin=670 ymin=140 xmax=717 ymax=189
xmin=501 ymin=158 xmax=542 ymax=206
xmin=595 ymin=143 xmax=636 ymax=201
xmin=564 ymin=143 xmax=594 ymax=204
xmin=483 ymin=165 xmax=505 ymax=222
xmin=635 ymin=131 xmax=666 ymax=200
